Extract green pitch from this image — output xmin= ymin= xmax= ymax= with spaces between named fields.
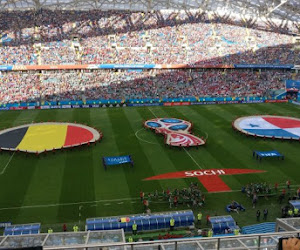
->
xmin=0 ymin=103 xmax=299 ymax=232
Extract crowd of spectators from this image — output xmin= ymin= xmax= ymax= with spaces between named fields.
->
xmin=0 ymin=68 xmax=296 ymax=104
xmin=0 ymin=9 xmax=299 ymax=65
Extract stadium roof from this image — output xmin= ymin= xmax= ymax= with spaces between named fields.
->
xmin=0 ymin=0 xmax=300 ymax=23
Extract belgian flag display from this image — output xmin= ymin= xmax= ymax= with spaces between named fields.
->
xmin=0 ymin=123 xmax=101 ymax=153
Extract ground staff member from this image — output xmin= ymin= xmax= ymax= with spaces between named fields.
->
xmin=294 ymin=208 xmax=299 ymax=216
xmin=73 ymin=225 xmax=79 ymax=232
xmin=48 ymin=228 xmax=53 ymax=234
xmin=170 ymin=218 xmax=175 ymax=231
xmin=128 ymin=236 xmax=133 ymax=242
xmin=132 ymin=222 xmax=137 ymax=235
xmin=197 ymin=212 xmax=202 ymax=226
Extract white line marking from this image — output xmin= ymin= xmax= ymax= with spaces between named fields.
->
xmin=183 ymin=148 xmax=202 ymax=169
xmin=135 ymin=128 xmax=159 ymax=145
xmin=0 ymin=184 xmax=299 ymax=211
xmin=0 ymin=198 xmax=139 ymax=211
xmin=117 ymin=202 xmax=124 ymax=204
xmin=148 ymin=108 xmax=158 ymax=118
xmin=0 ymin=152 xmax=15 ymax=175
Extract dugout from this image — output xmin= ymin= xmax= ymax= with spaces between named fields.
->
xmin=86 ymin=210 xmax=194 ymax=232
xmin=209 ymin=216 xmax=239 ymax=235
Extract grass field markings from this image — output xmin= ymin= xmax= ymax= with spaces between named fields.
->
xmin=0 ymin=197 xmax=140 ymax=211
xmin=104 ymin=203 xmax=111 ymax=206
xmin=117 ymin=202 xmax=124 ymax=204
xmin=135 ymin=128 xmax=159 ymax=145
xmin=194 ymin=128 xmax=209 ymax=140
xmin=148 ymin=108 xmax=158 ymax=118
xmin=183 ymin=148 xmax=203 ymax=170
xmin=147 ymin=107 xmax=206 ymax=170
xmin=0 ymin=152 xmax=15 ymax=175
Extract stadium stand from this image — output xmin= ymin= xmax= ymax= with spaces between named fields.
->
xmin=0 ymin=69 xmax=297 ymax=105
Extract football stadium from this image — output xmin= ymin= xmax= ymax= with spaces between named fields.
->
xmin=0 ymin=0 xmax=300 ymax=249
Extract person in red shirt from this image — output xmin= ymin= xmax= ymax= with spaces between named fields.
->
xmin=174 ymin=196 xmax=178 ymax=207
xmin=166 ymin=188 xmax=170 ymax=196
xmin=275 ymin=183 xmax=278 ymax=192
xmin=206 ymin=215 xmax=210 ymax=226
xmin=63 ymin=223 xmax=67 ymax=232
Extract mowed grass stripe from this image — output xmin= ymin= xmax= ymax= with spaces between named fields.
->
xmin=107 ymin=108 xmax=162 ymax=212
xmin=214 ymin=104 xmax=296 ymax=185
xmin=89 ymin=108 xmax=135 ymax=216
xmin=248 ymin=104 xmax=300 ymax=184
xmin=0 ymin=109 xmax=45 ymax=223
xmin=172 ymin=105 xmax=266 ymax=190
xmin=206 ymin=104 xmax=300 ymax=186
xmin=143 ymin=106 xmax=215 ymax=189
xmin=149 ymin=105 xmax=259 ymax=197
xmin=231 ymin=103 xmax=300 ymax=183
xmin=202 ymin=104 xmax=298 ymax=187
xmin=144 ymin=107 xmax=210 ymax=171
xmin=15 ymin=109 xmax=76 ymax=224
xmin=150 ymin=106 xmax=224 ymax=170
xmin=57 ymin=109 xmax=97 ymax=222
xmin=125 ymin=107 xmax=188 ymax=190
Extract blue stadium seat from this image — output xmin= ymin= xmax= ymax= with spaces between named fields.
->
xmin=150 ymin=218 xmax=158 ymax=230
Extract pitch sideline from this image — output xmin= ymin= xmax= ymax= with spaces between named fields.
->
xmin=1 ymin=184 xmax=298 ymax=211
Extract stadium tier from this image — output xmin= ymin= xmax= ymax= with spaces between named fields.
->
xmin=0 ymin=9 xmax=299 ymax=66
xmin=1 ymin=2 xmax=300 ymax=249
xmin=0 ymin=69 xmax=299 ymax=106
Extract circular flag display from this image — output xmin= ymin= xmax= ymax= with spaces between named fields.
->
xmin=0 ymin=122 xmax=101 ymax=153
xmin=233 ymin=115 xmax=300 ymax=140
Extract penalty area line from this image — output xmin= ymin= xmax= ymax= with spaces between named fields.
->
xmin=0 ymin=152 xmax=15 ymax=175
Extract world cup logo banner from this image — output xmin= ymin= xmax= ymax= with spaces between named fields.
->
xmin=144 ymin=118 xmax=205 ymax=147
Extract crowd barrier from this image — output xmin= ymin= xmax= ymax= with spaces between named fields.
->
xmin=0 ymin=97 xmax=289 ymax=111
xmin=0 ymin=63 xmax=297 ymax=71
